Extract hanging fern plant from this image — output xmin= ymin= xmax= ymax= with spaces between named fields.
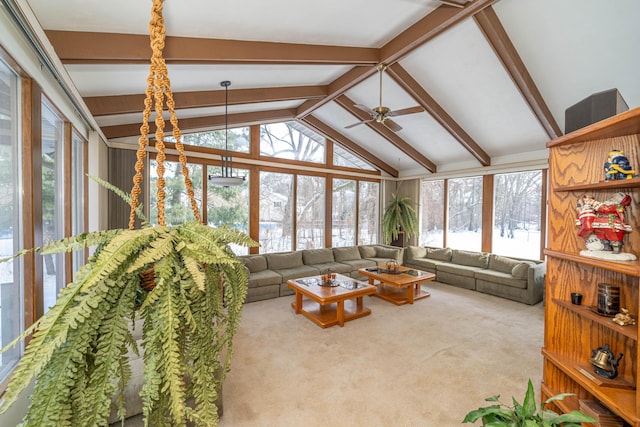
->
xmin=0 ymin=1 xmax=259 ymax=425
xmin=0 ymin=219 xmax=256 ymax=427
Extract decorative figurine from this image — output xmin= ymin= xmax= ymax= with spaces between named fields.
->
xmin=590 ymin=344 xmax=623 ymax=380
xmin=576 ymin=192 xmax=636 ymax=260
xmin=612 ymin=308 xmax=636 ymax=326
xmin=604 ymin=149 xmax=635 ymax=180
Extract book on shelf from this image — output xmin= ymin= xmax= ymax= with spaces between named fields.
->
xmin=579 ymin=399 xmax=623 ymax=427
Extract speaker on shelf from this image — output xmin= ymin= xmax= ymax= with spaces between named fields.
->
xmin=565 ymin=88 xmax=628 ymax=134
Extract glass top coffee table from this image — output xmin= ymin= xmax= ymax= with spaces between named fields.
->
xmin=358 ymin=266 xmax=434 ymax=305
xmin=287 ymin=274 xmax=376 ymax=328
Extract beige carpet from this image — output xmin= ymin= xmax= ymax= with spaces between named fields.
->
xmin=219 ymin=281 xmax=544 ymax=427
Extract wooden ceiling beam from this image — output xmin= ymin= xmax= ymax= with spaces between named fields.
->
xmin=380 ymin=0 xmax=497 ymax=65
xmin=86 ymin=85 xmax=327 ymax=117
xmin=102 ymin=108 xmax=297 ymax=139
xmin=45 ymin=30 xmax=379 ymax=65
xmin=335 ymin=95 xmax=437 ymax=173
xmin=296 ymin=1 xmax=497 ymax=119
xmin=300 ymin=115 xmax=398 ymax=177
xmin=474 ymin=7 xmax=562 ymax=139
xmin=386 ymin=63 xmax=490 ymax=166
xmin=295 ymin=65 xmax=375 ymax=118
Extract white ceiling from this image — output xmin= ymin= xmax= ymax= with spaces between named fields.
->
xmin=22 ymin=0 xmax=640 ymax=177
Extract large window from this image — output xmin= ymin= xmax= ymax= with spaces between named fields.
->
xmin=260 ymin=122 xmax=325 ymax=163
xmin=447 ymin=176 xmax=482 ymax=251
xmin=296 ymin=175 xmax=325 ymax=250
xmin=207 ymin=166 xmax=250 ymax=255
xmin=0 ymin=59 xmax=22 ymax=383
xmin=420 ymin=180 xmax=444 ymax=247
xmin=259 ymin=171 xmax=293 ymax=252
xmin=333 ymin=145 xmax=375 ymax=171
xmin=332 ymin=179 xmax=356 ymax=247
xmin=71 ymin=132 xmax=86 ymax=272
xmin=41 ymin=98 xmax=65 ymax=312
xmin=492 ymin=171 xmax=542 ymax=260
xmin=166 ymin=127 xmax=250 ymax=153
xmin=149 ymin=160 xmax=203 ymax=226
xmin=358 ymin=181 xmax=379 ymax=245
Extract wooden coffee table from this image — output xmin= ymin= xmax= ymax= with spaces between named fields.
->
xmin=358 ymin=266 xmax=435 ymax=305
xmin=287 ymin=274 xmax=376 ymax=328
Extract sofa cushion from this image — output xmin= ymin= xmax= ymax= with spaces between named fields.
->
xmin=512 ymin=262 xmax=534 ymax=279
xmin=309 ymin=262 xmax=352 ymax=275
xmin=266 ymin=251 xmax=303 ymax=270
xmin=340 ymin=258 xmax=377 ymax=271
xmin=333 ymin=246 xmax=362 ymax=262
xmin=475 ymin=269 xmax=528 ymax=289
xmin=359 ymin=245 xmax=377 ymax=259
xmin=437 ymin=263 xmax=482 ymax=278
xmin=302 ymin=248 xmax=334 ymax=265
xmin=405 ymin=258 xmax=447 ymax=271
xmin=241 ymin=255 xmax=268 ymax=273
xmin=488 ymin=254 xmax=520 ymax=274
xmin=247 ymin=270 xmax=282 ymax=288
xmin=275 ymin=265 xmax=321 ymax=283
xmin=406 ymin=245 xmax=427 ymax=260
xmin=452 ymin=250 xmax=489 ymax=269
xmin=376 ymin=246 xmax=401 ymax=261
xmin=428 ymin=247 xmax=452 ymax=261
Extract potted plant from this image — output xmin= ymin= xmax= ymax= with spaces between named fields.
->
xmin=462 ymin=379 xmax=595 ymax=426
xmin=0 ymin=2 xmax=258 ymax=426
xmin=382 ymin=194 xmax=419 ymax=245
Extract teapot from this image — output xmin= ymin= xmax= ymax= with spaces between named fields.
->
xmin=590 ymin=344 xmax=623 ymax=379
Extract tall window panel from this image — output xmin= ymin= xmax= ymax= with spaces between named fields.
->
xmin=357 ymin=181 xmax=379 ymax=245
xmin=332 ymin=179 xmax=356 ymax=247
xmin=492 ymin=171 xmax=542 ymax=260
xmin=207 ymin=166 xmax=250 ymax=255
xmin=149 ymin=160 xmax=202 ymax=226
xmin=447 ymin=176 xmax=482 ymax=251
xmin=0 ymin=59 xmax=23 ymax=383
xmin=41 ymin=98 xmax=65 ymax=312
xmin=71 ymin=133 xmax=86 ymax=272
xmin=260 ymin=122 xmax=325 ymax=163
xmin=259 ymin=171 xmax=293 ymax=253
xmin=420 ymin=180 xmax=444 ymax=247
xmin=166 ymin=127 xmax=250 ymax=153
xmin=296 ymin=175 xmax=325 ymax=250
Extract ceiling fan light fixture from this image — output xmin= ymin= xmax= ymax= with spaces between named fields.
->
xmin=209 ymin=80 xmax=246 ymax=187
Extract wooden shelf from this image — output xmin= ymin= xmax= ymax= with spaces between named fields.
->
xmin=553 ymin=298 xmax=638 ymax=341
xmin=547 ymin=107 xmax=640 ymax=148
xmin=544 ymin=248 xmax=640 ymax=277
xmin=542 ymin=349 xmax=639 ymax=426
xmin=554 ymin=177 xmax=640 ymax=192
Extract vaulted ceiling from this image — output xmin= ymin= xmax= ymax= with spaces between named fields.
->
xmin=22 ymin=0 xmax=640 ymax=178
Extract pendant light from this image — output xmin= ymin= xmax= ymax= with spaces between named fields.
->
xmin=208 ymin=80 xmax=246 ymax=187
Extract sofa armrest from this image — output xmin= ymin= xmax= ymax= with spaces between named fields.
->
xmin=526 ymin=262 xmax=546 ymax=305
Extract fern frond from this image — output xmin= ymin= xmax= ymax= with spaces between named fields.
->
xmin=126 ymin=229 xmax=176 ymax=273
xmin=40 ymin=229 xmax=122 ymax=255
xmin=180 ymin=254 xmax=206 ymax=291
xmin=89 ymin=175 xmax=148 ymax=224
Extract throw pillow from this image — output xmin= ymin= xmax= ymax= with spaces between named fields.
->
xmin=359 ymin=245 xmax=377 ymax=259
xmin=333 ymin=246 xmax=361 ymax=261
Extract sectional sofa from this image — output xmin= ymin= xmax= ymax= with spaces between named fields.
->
xmin=239 ymin=244 xmax=545 ymax=305
xmin=239 ymin=244 xmax=404 ymax=303
xmin=403 ymin=246 xmax=545 ymax=305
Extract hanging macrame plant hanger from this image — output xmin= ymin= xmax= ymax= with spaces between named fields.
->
xmin=128 ymin=0 xmax=201 ymax=233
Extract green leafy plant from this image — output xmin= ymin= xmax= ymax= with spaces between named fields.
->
xmin=462 ymin=379 xmax=596 ymax=426
xmin=382 ymin=194 xmax=419 ymax=244
xmin=0 ymin=213 xmax=257 ymax=426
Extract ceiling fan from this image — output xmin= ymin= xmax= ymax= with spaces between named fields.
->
xmin=345 ymin=64 xmax=424 ymax=132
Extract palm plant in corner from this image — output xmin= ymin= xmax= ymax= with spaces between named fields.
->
xmin=382 ymin=193 xmax=419 ymax=245
xmin=0 ymin=1 xmax=257 ymax=426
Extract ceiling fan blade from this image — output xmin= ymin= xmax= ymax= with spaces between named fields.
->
xmin=383 ymin=119 xmax=403 ymax=132
xmin=388 ymin=105 xmax=424 ymax=117
xmin=354 ymin=103 xmax=373 ymax=113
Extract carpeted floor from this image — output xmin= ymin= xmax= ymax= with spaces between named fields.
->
xmin=219 ymin=281 xmax=544 ymax=427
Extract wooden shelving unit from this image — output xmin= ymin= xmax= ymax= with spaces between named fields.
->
xmin=543 ymin=107 xmax=640 ymax=426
